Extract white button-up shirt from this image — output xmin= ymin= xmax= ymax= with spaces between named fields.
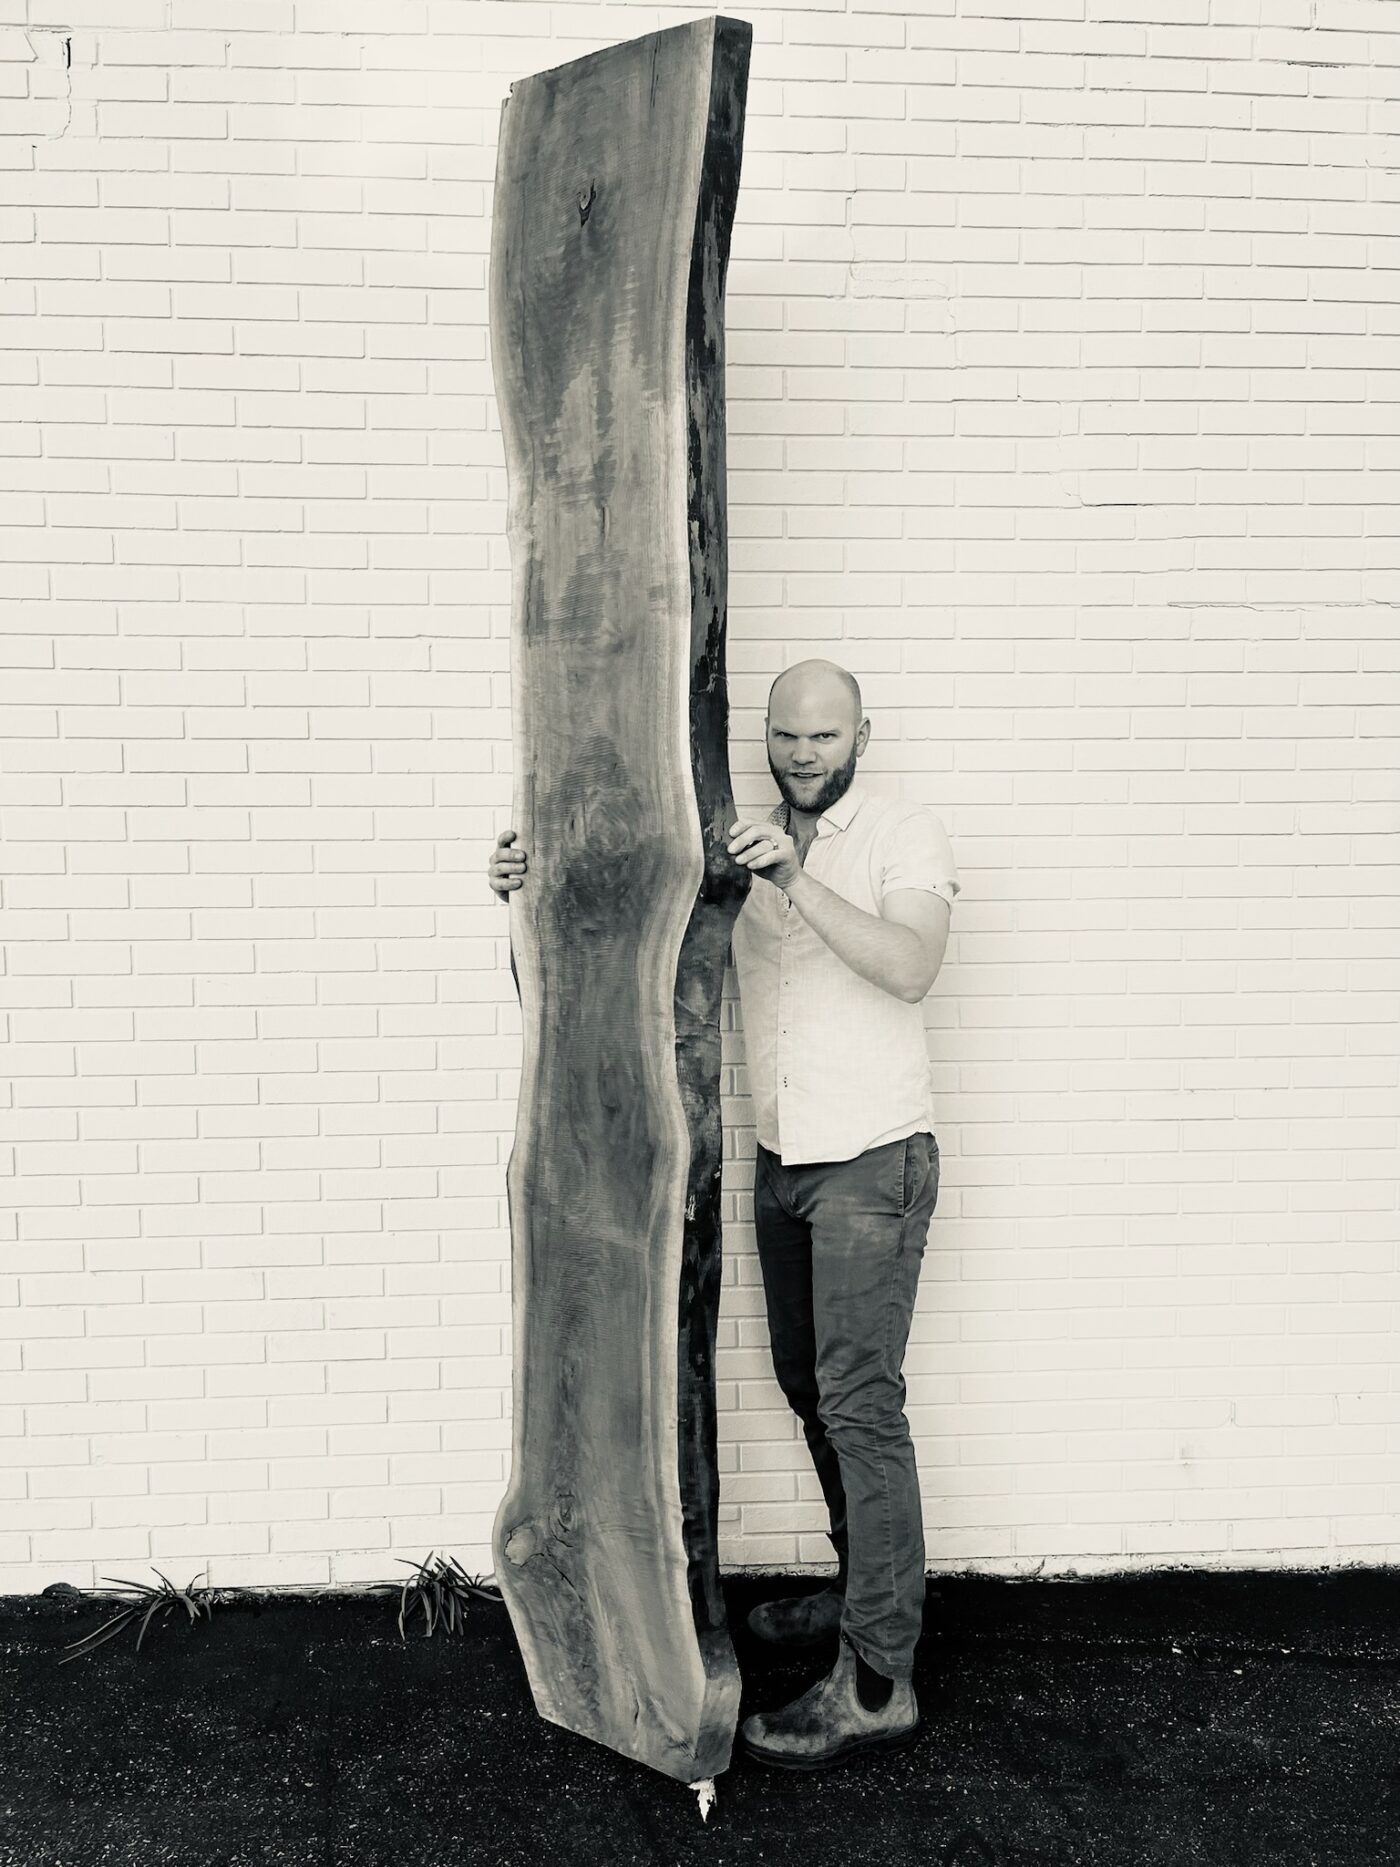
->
xmin=729 ymin=779 xmax=961 ymax=1166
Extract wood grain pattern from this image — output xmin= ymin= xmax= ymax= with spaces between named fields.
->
xmin=488 ymin=17 xmax=753 ymax=1784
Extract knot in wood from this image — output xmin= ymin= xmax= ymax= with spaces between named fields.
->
xmin=503 ymin=1521 xmax=541 ymax=1566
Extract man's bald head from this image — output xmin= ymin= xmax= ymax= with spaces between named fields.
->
xmin=767 ymin=659 xmax=863 ymax=731
xmin=764 ymin=659 xmax=870 ymax=821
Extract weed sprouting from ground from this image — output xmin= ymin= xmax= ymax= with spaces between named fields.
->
xmin=392 ymin=1551 xmax=502 ymax=1642
xmin=58 ymin=1568 xmax=220 ymax=1665
xmin=50 ymin=1554 xmax=504 ymax=1661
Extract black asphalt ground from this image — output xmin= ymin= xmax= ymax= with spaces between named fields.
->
xmin=2 ymin=1567 xmax=1397 ymax=1867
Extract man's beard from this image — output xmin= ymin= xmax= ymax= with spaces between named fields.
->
xmin=768 ymin=742 xmax=858 ymax=820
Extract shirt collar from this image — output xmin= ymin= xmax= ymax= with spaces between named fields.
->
xmin=771 ymin=776 xmax=868 ymax=839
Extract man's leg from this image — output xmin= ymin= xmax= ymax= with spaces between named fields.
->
xmin=752 ymin=1141 xmax=850 ymax=1589
xmin=804 ymin=1130 xmax=940 ymax=1683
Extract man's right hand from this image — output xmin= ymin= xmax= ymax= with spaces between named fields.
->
xmin=488 ymin=828 xmax=528 ymax=900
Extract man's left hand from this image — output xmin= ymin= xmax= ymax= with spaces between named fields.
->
xmin=727 ymin=820 xmax=801 ymax=891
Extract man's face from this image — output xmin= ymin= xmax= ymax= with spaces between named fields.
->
xmin=766 ymin=698 xmax=862 ymax=818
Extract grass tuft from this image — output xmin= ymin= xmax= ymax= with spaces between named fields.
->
xmin=391 ymin=1551 xmax=502 ymax=1642
xmin=58 ymin=1568 xmax=221 ymax=1665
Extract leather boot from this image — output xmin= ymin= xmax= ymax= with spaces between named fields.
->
xmin=745 ymin=1585 xmax=844 ymax=1650
xmin=740 ymin=1629 xmax=920 ymax=1771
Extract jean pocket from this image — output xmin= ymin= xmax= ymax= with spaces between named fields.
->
xmin=899 ymin=1132 xmax=931 ymax=1214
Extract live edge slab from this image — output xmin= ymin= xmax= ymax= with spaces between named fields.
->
xmin=487 ymin=17 xmax=754 ymax=1785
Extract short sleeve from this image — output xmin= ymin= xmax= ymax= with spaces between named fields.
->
xmin=880 ymin=807 xmax=960 ymax=910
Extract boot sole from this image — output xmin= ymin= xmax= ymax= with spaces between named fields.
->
xmin=740 ymin=1715 xmax=922 ymax=1772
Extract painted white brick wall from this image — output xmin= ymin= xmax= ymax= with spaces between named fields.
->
xmin=2 ymin=0 xmax=1397 ymax=1593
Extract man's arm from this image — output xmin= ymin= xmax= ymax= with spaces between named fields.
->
xmin=882 ymin=888 xmax=951 ymax=1001
xmin=784 ymin=870 xmax=950 ymax=1004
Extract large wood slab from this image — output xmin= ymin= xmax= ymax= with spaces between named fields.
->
xmin=488 ymin=16 xmax=753 ymax=1784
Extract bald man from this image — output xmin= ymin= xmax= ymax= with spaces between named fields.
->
xmin=486 ymin=659 xmax=961 ymax=1773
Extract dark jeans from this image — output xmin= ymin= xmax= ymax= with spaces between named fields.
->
xmin=753 ymin=1130 xmax=940 ymax=1682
